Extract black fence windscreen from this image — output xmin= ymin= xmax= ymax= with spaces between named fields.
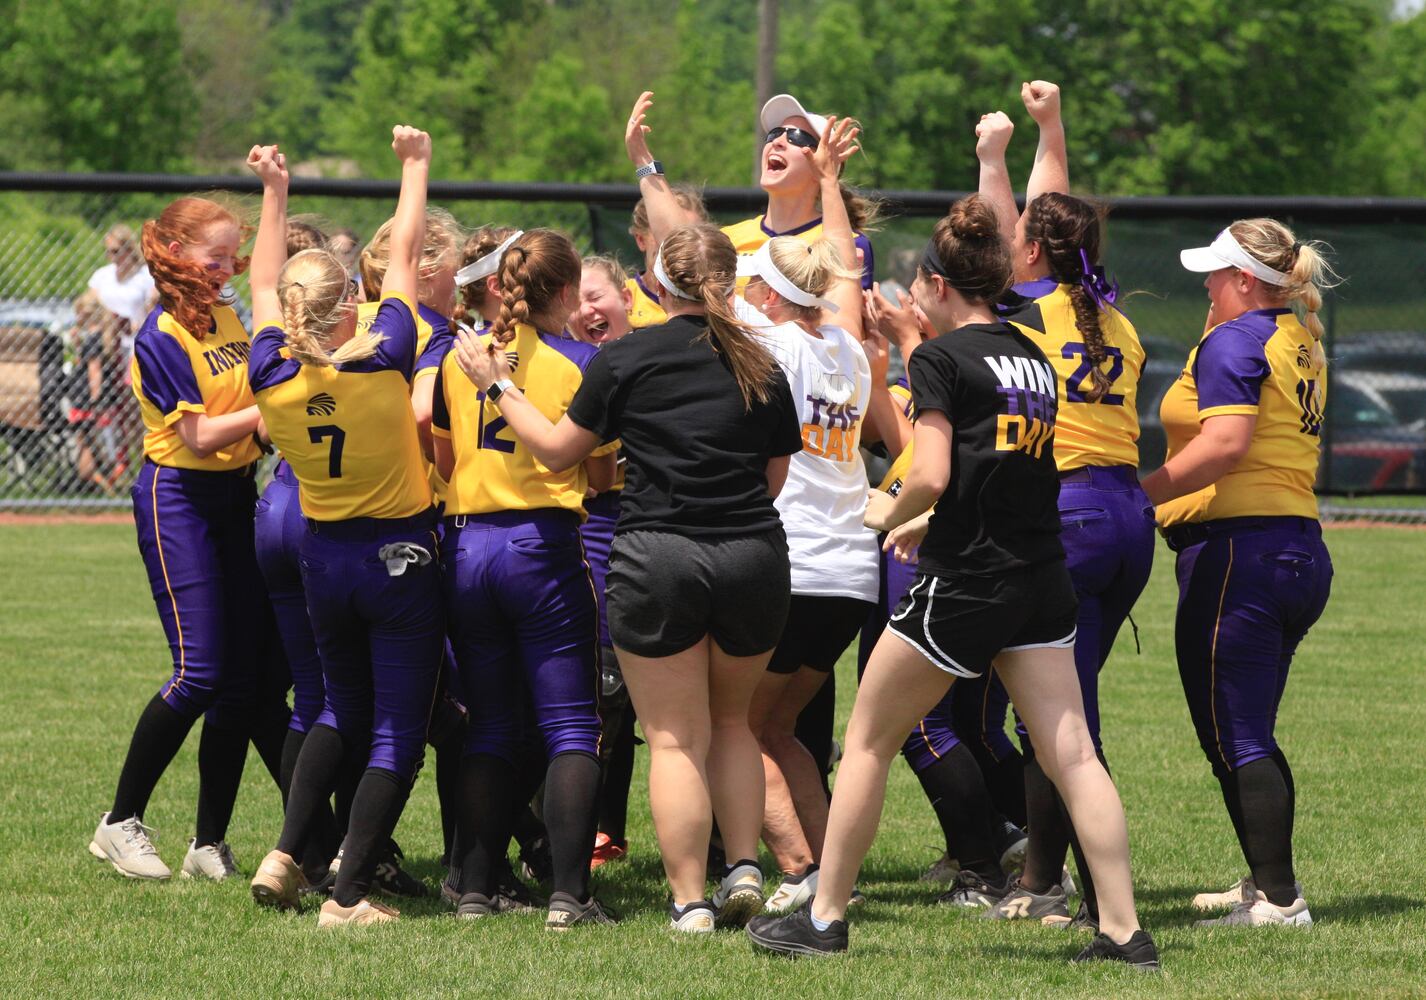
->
xmin=2 ymin=173 xmax=1422 ymax=510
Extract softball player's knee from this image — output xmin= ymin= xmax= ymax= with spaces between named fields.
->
xmin=540 ymin=717 xmax=601 ymax=760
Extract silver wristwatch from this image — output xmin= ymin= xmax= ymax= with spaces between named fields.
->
xmin=486 ymin=378 xmax=516 ymax=404
xmin=634 ymin=161 xmax=664 ymax=180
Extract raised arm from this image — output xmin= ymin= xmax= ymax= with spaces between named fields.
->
xmin=383 ymin=125 xmax=432 ymax=303
xmin=805 ymin=115 xmax=864 ymax=334
xmin=625 ymin=92 xmax=684 ymax=247
xmin=245 ymin=144 xmax=289 ymax=332
xmin=1022 ymin=80 xmax=1067 ymax=205
xmin=974 ymin=112 xmax=1018 ymax=246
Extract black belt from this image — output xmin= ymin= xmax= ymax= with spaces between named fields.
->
xmin=1161 ymin=515 xmax=1320 ymax=552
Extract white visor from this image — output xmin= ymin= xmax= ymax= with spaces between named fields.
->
xmin=760 ymin=94 xmax=829 ymax=140
xmin=652 ymin=249 xmax=698 ymax=301
xmin=737 ymin=242 xmax=839 ymax=313
xmin=1180 ymin=229 xmax=1290 ymax=286
xmin=455 ymin=230 xmax=524 ymax=287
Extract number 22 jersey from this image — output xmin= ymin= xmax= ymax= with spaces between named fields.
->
xmin=248 ymin=292 xmax=433 ymax=521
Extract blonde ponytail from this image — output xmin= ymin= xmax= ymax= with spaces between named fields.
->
xmin=765 ymin=235 xmax=861 ymax=322
xmin=1228 ymin=218 xmax=1339 ymax=366
xmin=277 ymin=249 xmax=381 ymax=367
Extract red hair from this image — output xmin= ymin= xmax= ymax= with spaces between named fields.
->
xmin=140 ymin=197 xmax=251 ymax=339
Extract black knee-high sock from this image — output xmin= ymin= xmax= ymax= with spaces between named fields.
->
xmin=543 ymin=751 xmax=601 ymax=901
xmin=1272 ymin=748 xmax=1295 ymax=843
xmin=598 ymin=708 xmax=636 ymax=842
xmin=277 ymin=724 xmax=354 ymax=858
xmin=429 ymin=697 xmax=466 ymax=865
xmin=281 ymin=728 xmax=340 ymax=876
xmin=457 ymin=754 xmax=518 ymax=897
xmin=194 ymin=719 xmax=250 ymax=846
xmin=1020 ymin=754 xmax=1070 ymax=893
xmin=1219 ymin=756 xmax=1297 ymax=905
xmin=332 ymin=768 xmax=410 ymax=907
xmin=110 ymin=694 xmax=196 ymax=821
xmin=249 ymin=699 xmax=291 ymax=790
xmin=794 ymin=672 xmax=835 ymax=796
xmin=512 ymin=741 xmax=550 ymax=856
xmin=980 ymin=751 xmax=1027 ymax=828
xmin=915 ymin=744 xmax=1004 ymax=884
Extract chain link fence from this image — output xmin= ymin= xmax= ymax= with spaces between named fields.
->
xmin=3 ymin=175 xmax=1423 ymax=522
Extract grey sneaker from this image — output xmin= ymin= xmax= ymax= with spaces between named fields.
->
xmin=670 ymin=899 xmax=717 ymax=934
xmin=920 ymin=851 xmax=959 ymax=884
xmin=89 ymin=812 xmax=171 ymax=880
xmin=1196 ymin=889 xmax=1312 ymax=928
xmin=713 ymin=859 xmax=765 ymax=926
xmin=764 ymin=864 xmax=817 ymax=914
xmin=182 ymin=839 xmax=237 ymax=881
xmin=546 ymin=891 xmax=618 ymax=930
xmin=936 ymin=870 xmax=1010 ymax=909
xmin=983 ymin=879 xmax=1071 ymax=924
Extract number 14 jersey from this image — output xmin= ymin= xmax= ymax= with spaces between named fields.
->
xmin=250 ymin=292 xmax=433 ymax=521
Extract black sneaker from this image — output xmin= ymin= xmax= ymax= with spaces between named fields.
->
xmin=372 ymin=847 xmax=430 ymax=899
xmin=936 ymin=869 xmax=1011 ymax=909
xmin=494 ymin=871 xmax=546 ymax=913
xmin=1073 ymin=929 xmax=1160 ymax=971
xmin=1066 ymin=900 xmax=1100 ymax=933
xmin=746 ymin=906 xmax=848 ymax=958
xmin=456 ymin=891 xmax=496 ymax=919
xmin=546 ymin=890 xmax=619 ymax=930
xmin=994 ymin=820 xmax=1029 ymax=873
xmin=300 ymin=864 xmax=337 ymax=898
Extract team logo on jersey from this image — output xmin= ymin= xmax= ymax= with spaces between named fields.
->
xmin=1296 ymin=345 xmax=1313 ymax=369
xmin=305 ymin=392 xmax=337 ymax=416
xmin=505 ymin=350 xmax=520 ymax=372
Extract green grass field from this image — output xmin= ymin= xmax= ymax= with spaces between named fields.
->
xmin=2 ymin=522 xmax=1422 ymax=999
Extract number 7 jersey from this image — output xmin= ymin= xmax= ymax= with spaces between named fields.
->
xmin=999 ymin=279 xmax=1144 ymax=471
xmin=249 ymin=292 xmax=433 ymax=521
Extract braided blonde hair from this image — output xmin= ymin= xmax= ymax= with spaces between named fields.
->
xmin=277 ymin=249 xmax=381 ymax=366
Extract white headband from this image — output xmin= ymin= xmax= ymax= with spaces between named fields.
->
xmin=652 ymin=248 xmax=698 ymax=301
xmin=1179 ymin=229 xmax=1290 ymax=286
xmin=736 ymin=242 xmax=839 ymax=313
xmin=455 ymin=230 xmax=524 ymax=287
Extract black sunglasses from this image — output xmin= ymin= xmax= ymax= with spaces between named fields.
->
xmin=765 ymin=126 xmax=819 ymax=150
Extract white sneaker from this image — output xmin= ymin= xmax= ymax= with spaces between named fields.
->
xmin=920 ymin=851 xmax=959 ymax=883
xmin=713 ymin=860 xmax=765 ymax=926
xmin=670 ymin=900 xmax=717 ymax=934
xmin=764 ymin=864 xmax=818 ymax=913
xmin=182 ymin=839 xmax=238 ymax=881
xmin=89 ymin=812 xmax=171 ymax=880
xmin=1196 ymin=889 xmax=1313 ymax=927
xmin=1192 ymin=876 xmax=1304 ymax=911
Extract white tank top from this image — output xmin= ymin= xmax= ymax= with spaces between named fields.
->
xmin=760 ymin=319 xmax=879 ymax=602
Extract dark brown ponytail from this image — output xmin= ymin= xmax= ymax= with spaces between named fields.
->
xmin=487 ymin=229 xmax=581 ymax=347
xmin=1022 ymin=193 xmax=1112 ymax=402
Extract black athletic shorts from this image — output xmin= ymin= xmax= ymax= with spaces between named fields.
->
xmin=886 ymin=561 xmax=1078 ymax=679
xmin=607 ymin=527 xmax=790 ymax=659
xmin=767 ymin=594 xmax=874 ymax=674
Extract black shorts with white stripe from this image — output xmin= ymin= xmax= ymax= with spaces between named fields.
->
xmin=886 ymin=561 xmax=1078 ymax=678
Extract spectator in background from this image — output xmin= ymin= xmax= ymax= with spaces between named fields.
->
xmin=88 ymin=224 xmax=156 ymax=351
xmin=66 ymin=290 xmax=127 ymax=492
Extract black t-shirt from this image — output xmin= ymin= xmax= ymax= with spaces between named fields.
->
xmin=566 ymin=314 xmax=803 ymax=537
xmin=907 ymin=321 xmax=1063 ymax=576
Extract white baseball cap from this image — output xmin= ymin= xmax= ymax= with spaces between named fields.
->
xmin=760 ymin=94 xmax=828 ymax=139
xmin=1180 ymin=228 xmax=1289 ymax=286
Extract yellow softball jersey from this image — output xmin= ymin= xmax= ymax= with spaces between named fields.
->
xmin=249 ymin=292 xmax=433 ymax=521
xmin=722 ymin=215 xmax=875 ymax=290
xmin=626 ymin=275 xmax=667 ymax=329
xmin=1000 ymin=279 xmax=1144 ymax=472
xmin=433 ymin=324 xmax=611 ymax=518
xmin=1156 ymin=308 xmax=1326 ymax=527
xmin=876 ymin=381 xmax=916 ymax=494
xmin=130 ymin=304 xmax=261 ymax=471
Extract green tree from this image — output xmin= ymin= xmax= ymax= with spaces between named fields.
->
xmin=252 ymin=0 xmax=365 ymax=160
xmin=1355 ymin=8 xmax=1426 ymax=194
xmin=0 ymin=0 xmax=195 ymax=171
